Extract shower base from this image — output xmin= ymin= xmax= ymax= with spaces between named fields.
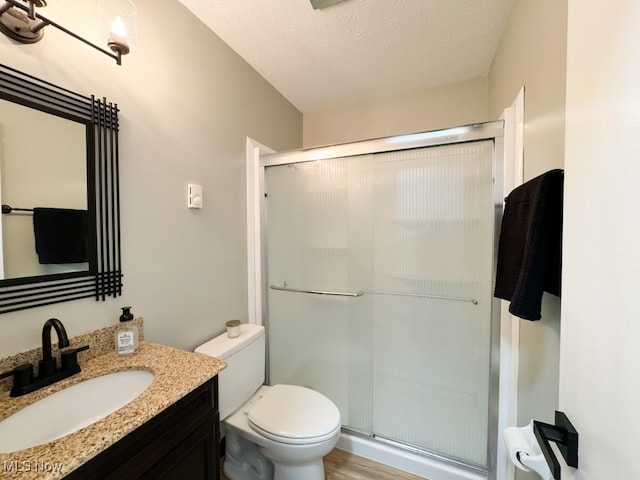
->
xmin=336 ymin=430 xmax=487 ymax=480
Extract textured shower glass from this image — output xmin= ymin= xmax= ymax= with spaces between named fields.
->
xmin=368 ymin=142 xmax=494 ymax=466
xmin=265 ymin=156 xmax=375 ymax=435
xmin=265 ymin=140 xmax=494 ymax=468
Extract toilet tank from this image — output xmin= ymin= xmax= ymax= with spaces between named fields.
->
xmin=195 ymin=323 xmax=265 ymax=420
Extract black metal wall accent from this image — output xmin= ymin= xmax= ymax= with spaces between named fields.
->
xmin=0 ymin=63 xmax=122 ymax=314
xmin=92 ymin=95 xmax=123 ymax=302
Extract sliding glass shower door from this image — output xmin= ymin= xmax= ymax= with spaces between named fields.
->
xmin=262 ymin=127 xmax=499 ymax=470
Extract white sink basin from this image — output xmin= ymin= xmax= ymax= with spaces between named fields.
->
xmin=0 ymin=369 xmax=154 ymax=453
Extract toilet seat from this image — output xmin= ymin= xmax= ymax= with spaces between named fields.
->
xmin=247 ymin=384 xmax=341 ymax=445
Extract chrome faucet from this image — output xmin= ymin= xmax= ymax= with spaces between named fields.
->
xmin=0 ymin=318 xmax=89 ymax=397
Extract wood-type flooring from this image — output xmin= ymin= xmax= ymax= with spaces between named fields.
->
xmin=220 ymin=448 xmax=427 ymax=479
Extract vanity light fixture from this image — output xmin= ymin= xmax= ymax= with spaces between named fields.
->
xmin=0 ymin=0 xmax=135 ymax=65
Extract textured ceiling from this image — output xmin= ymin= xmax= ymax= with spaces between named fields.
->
xmin=178 ymin=0 xmax=514 ymax=113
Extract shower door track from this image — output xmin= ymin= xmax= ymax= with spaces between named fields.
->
xmin=340 ymin=426 xmax=489 ymax=476
xmin=373 ymin=432 xmax=488 ymax=474
xmin=260 ymin=121 xmax=504 ymax=167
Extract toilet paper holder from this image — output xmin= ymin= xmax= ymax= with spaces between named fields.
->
xmin=533 ymin=411 xmax=579 ymax=479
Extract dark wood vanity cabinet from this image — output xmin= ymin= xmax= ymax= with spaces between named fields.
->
xmin=64 ymin=376 xmax=220 ymax=480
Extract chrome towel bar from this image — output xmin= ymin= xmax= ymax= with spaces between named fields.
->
xmin=269 ymin=284 xmax=477 ymax=304
xmin=371 ymin=290 xmax=478 ymax=305
xmin=270 ymin=284 xmax=364 ymax=297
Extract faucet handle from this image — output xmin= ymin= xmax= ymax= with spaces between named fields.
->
xmin=0 ymin=364 xmax=34 ymax=391
xmin=60 ymin=345 xmax=90 ymax=371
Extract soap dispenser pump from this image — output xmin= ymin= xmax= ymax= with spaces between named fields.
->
xmin=115 ymin=306 xmax=138 ymax=355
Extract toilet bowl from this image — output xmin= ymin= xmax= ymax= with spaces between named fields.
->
xmin=195 ymin=324 xmax=341 ymax=480
xmin=225 ymin=384 xmax=341 ymax=480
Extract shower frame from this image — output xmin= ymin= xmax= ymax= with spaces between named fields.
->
xmin=253 ymin=121 xmax=506 ymax=479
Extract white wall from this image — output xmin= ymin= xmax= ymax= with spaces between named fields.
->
xmin=487 ymin=3 xmax=567 ymax=479
xmin=303 ymin=77 xmax=488 ymax=147
xmin=561 ymin=0 xmax=640 ymax=478
xmin=0 ymin=0 xmax=302 ymax=355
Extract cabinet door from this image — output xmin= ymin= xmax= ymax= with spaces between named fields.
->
xmin=141 ymin=412 xmax=219 ymax=480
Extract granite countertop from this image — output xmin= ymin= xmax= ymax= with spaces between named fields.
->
xmin=0 ymin=342 xmax=226 ymax=480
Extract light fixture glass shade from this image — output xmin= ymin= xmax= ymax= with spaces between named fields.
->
xmin=99 ymin=0 xmax=137 ymax=49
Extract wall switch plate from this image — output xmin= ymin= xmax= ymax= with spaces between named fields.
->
xmin=187 ymin=184 xmax=203 ymax=209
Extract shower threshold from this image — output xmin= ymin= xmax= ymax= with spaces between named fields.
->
xmin=338 ymin=428 xmax=488 ymax=480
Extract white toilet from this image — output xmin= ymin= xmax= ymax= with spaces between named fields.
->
xmin=195 ymin=324 xmax=341 ymax=480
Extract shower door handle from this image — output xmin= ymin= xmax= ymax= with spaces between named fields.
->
xmin=270 ymin=284 xmax=364 ymax=297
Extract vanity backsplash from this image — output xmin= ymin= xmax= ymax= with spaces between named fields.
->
xmin=0 ymin=318 xmax=145 ymax=394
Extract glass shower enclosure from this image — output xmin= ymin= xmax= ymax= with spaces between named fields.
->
xmin=258 ymin=122 xmax=503 ymax=474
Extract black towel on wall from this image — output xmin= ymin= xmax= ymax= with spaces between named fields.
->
xmin=33 ymin=208 xmax=88 ymax=264
xmin=494 ymin=169 xmax=564 ymax=320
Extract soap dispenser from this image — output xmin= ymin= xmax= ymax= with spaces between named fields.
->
xmin=115 ymin=306 xmax=138 ymax=355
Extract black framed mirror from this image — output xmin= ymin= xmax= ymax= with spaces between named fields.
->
xmin=0 ymin=63 xmax=122 ymax=314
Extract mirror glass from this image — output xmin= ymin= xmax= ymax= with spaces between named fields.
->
xmin=0 ymin=99 xmax=89 ymax=280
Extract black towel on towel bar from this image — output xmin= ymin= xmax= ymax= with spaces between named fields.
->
xmin=494 ymin=169 xmax=564 ymax=320
xmin=32 ymin=208 xmax=89 ymax=264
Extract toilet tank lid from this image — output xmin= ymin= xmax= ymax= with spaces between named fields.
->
xmin=195 ymin=323 xmax=264 ymax=360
